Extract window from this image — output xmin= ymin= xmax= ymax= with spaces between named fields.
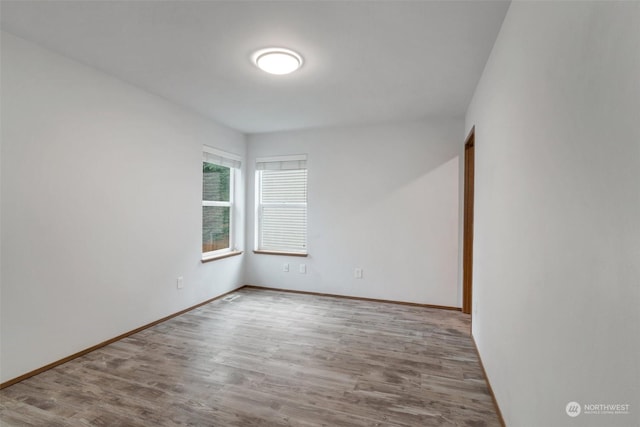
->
xmin=255 ymin=155 xmax=308 ymax=254
xmin=202 ymin=147 xmax=241 ymax=259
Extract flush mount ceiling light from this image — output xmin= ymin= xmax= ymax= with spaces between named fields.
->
xmin=252 ymin=48 xmax=303 ymax=75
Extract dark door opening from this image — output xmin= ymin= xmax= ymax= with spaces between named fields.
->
xmin=462 ymin=127 xmax=475 ymax=315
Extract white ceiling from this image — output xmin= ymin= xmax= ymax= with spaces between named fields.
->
xmin=0 ymin=0 xmax=510 ymax=134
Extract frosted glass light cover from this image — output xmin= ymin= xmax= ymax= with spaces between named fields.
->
xmin=253 ymin=48 xmax=303 ymax=75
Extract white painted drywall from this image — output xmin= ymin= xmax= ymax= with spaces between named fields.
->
xmin=466 ymin=2 xmax=639 ymax=426
xmin=0 ymin=33 xmax=247 ymax=383
xmin=245 ymin=120 xmax=462 ymax=306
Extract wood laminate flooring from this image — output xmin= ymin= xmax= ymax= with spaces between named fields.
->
xmin=0 ymin=288 xmax=501 ymax=426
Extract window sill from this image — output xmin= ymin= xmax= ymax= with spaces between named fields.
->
xmin=253 ymin=250 xmax=308 ymax=257
xmin=201 ymin=250 xmax=243 ymax=263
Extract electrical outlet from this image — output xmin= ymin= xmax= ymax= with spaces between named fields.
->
xmin=354 ymin=268 xmax=363 ymax=279
xmin=177 ymin=276 xmax=184 ymax=289
xmin=299 ymin=264 xmax=307 ymax=274
xmin=283 ymin=263 xmax=290 ymax=272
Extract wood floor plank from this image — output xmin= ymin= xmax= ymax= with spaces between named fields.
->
xmin=0 ymin=288 xmax=500 ymax=426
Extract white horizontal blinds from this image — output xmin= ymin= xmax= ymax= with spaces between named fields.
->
xmin=203 ymin=146 xmax=241 ymax=169
xmin=261 ymin=169 xmax=307 ymax=203
xmin=261 ymin=204 xmax=307 ymax=251
xmin=255 ymin=154 xmax=306 ymax=171
xmin=257 ymin=155 xmax=307 ymax=253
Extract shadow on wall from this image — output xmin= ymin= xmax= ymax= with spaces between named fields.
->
xmin=311 ymin=155 xmax=459 ymax=259
xmin=307 ymin=155 xmax=460 ymax=304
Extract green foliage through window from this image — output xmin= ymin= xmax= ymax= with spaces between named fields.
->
xmin=203 ymin=162 xmax=230 ymax=202
xmin=202 ymin=162 xmax=231 ymax=253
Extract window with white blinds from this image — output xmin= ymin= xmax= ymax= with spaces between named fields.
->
xmin=256 ymin=155 xmax=307 ymax=254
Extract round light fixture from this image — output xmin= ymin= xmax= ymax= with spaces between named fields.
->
xmin=252 ymin=48 xmax=303 ymax=75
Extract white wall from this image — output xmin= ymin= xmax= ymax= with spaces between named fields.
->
xmin=245 ymin=120 xmax=462 ymax=306
xmin=466 ymin=2 xmax=639 ymax=426
xmin=0 ymin=33 xmax=247 ymax=383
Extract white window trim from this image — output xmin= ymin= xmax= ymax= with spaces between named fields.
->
xmin=203 ymin=146 xmax=242 ymax=168
xmin=254 ymin=156 xmax=308 ymax=255
xmin=202 ymin=170 xmax=234 ymax=258
xmin=202 ymin=146 xmax=241 ymax=260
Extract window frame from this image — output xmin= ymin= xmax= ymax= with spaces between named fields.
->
xmin=254 ymin=155 xmax=308 ymax=255
xmin=202 ymin=146 xmax=241 ymax=261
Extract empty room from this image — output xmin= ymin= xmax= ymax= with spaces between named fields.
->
xmin=1 ymin=1 xmax=638 ymax=426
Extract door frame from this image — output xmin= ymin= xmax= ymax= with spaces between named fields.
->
xmin=462 ymin=127 xmax=475 ymax=315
